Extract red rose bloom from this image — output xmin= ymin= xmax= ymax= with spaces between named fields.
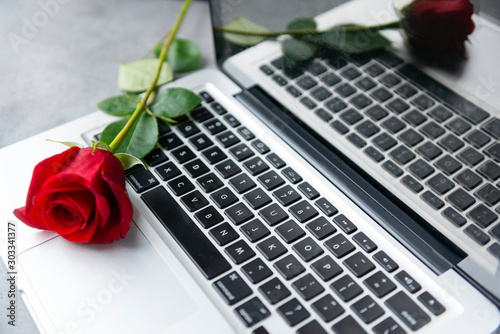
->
xmin=14 ymin=147 xmax=133 ymax=243
xmin=402 ymin=0 xmax=475 ymax=55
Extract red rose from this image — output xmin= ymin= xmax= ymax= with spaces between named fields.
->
xmin=14 ymin=147 xmax=133 ymax=243
xmin=402 ymin=0 xmax=475 ymax=55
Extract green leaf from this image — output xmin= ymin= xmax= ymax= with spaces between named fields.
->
xmin=281 ymin=38 xmax=316 ymax=73
xmin=287 ymin=18 xmax=316 ymax=31
xmin=114 ymin=153 xmax=145 ymax=171
xmin=320 ymin=25 xmax=391 ymax=54
xmin=97 ymin=94 xmax=140 ymax=116
xmin=118 ymin=59 xmax=173 ymax=93
xmin=46 ymin=140 xmax=85 ymax=148
xmin=92 ymin=141 xmax=111 ymax=152
xmin=223 ymin=17 xmax=270 ymax=46
xmin=166 ymin=39 xmax=202 ymax=73
xmin=100 ymin=113 xmax=158 ymax=159
xmin=151 ymin=88 xmax=201 ymax=119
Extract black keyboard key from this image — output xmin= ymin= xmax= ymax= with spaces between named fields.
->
xmin=297 ymin=75 xmax=318 ymax=90
xmin=421 ymin=190 xmax=445 ymax=209
xmin=465 ymin=224 xmax=491 ymax=245
xmin=382 ymin=117 xmax=406 ymax=134
xmin=168 ymin=175 xmax=195 ymax=196
xmin=427 ymin=173 xmax=454 ymax=194
xmin=475 ymin=184 xmax=500 ymax=206
xmin=273 ymin=185 xmax=302 ymax=206
xmin=442 ymin=207 xmax=467 ymax=227
xmin=210 ymin=101 xmax=227 ymax=115
xmin=332 ymin=316 xmax=367 ymax=334
xmin=297 ymin=320 xmax=328 ymax=334
xmin=385 ymin=291 xmax=430 ymax=331
xmin=240 ymin=219 xmax=270 ymax=243
xmin=418 ymin=291 xmax=446 ymax=316
xmin=365 ymin=63 xmax=385 ymax=77
xmin=311 ymin=86 xmax=333 ymax=102
xmin=416 ymin=141 xmax=443 ymax=161
xmin=457 ymin=147 xmax=484 ymax=166
xmin=177 ymin=121 xmax=200 ymax=138
xmin=364 ymin=271 xmax=396 ymax=298
xmin=341 ymin=108 xmax=363 ymax=125
xmin=490 ymin=224 xmax=500 ymax=241
xmin=341 ymin=66 xmax=361 ymax=80
xmin=348 ymin=133 xmax=367 ymax=148
xmin=210 ymin=222 xmax=239 ymax=246
xmin=468 ymin=204 xmax=497 ymax=228
xmin=352 ymin=232 xmax=377 ymax=253
xmin=307 ymin=61 xmax=328 ymax=75
xmin=335 ymin=83 xmax=356 ymax=97
xmin=223 ymin=114 xmax=240 ymax=127
xmin=485 ymin=142 xmax=500 ymax=162
xmin=343 ymin=252 xmax=376 ymax=278
xmin=259 ymin=277 xmax=291 ymax=304
xmin=183 ymin=159 xmax=209 ymax=178
xmin=181 ymin=190 xmax=209 ymax=212
xmin=241 ymin=258 xmax=273 ymax=284
xmin=411 ymin=94 xmax=435 ymax=110
xmin=429 ymin=105 xmax=453 ymax=123
xmin=197 ymin=172 xmax=224 ymax=193
xmin=373 ymin=251 xmax=399 ymax=273
xmin=189 ymin=133 xmax=213 ymax=151
xmin=351 ymin=295 xmax=385 ymax=324
xmin=366 ymin=105 xmax=389 ymax=121
xmin=399 ymin=129 xmax=424 ymax=149
xmin=274 ymin=254 xmax=305 ymax=280
xmin=481 ymin=118 xmax=500 ymax=139
xmin=277 ymin=298 xmax=310 ymax=326
xmin=477 ymin=161 xmax=500 ymax=181
xmin=390 ymin=145 xmax=416 ymax=165
xmin=350 ymin=94 xmax=373 ymax=110
xmin=331 ymin=275 xmax=363 ymax=302
xmin=333 ymin=214 xmax=358 ymax=234
xmin=370 ymin=87 xmax=393 ymax=102
xmin=276 ymin=220 xmax=306 ymax=243
xmin=488 ymin=243 xmax=500 ymax=259
xmin=398 ymin=64 xmax=489 ymax=125
xmin=356 ymin=120 xmax=380 ymax=138
xmin=282 ymin=167 xmax=302 ymax=184
xmin=159 ymin=132 xmax=183 ymax=150
xmin=210 ymin=187 xmax=238 ymax=209
xmin=289 ymin=200 xmax=319 ymax=223
xmin=455 ymin=169 xmax=483 ymax=191
xmin=257 ymin=236 xmax=287 ymax=261
xmin=216 ymin=130 xmax=240 ymax=148
xmin=293 ymin=273 xmax=325 ymax=301
xmin=307 ymin=217 xmax=337 ymax=240
xmin=386 ymin=98 xmax=410 ymax=114
xmin=465 ymin=130 xmax=491 ymax=148
xmin=321 ymin=72 xmax=342 ymax=87
xmin=401 ymin=175 xmax=424 ymax=193
xmin=202 ymin=146 xmax=227 ymax=164
xmin=190 ymin=107 xmax=213 ymax=122
xmin=311 ymin=256 xmax=343 ymax=281
xmin=446 ymin=117 xmax=471 ymax=135
xmin=373 ymin=133 xmax=397 ymax=151
xmin=141 ymin=187 xmax=231 ymax=279
xmin=229 ymin=173 xmax=256 ymax=194
xmin=395 ymin=270 xmax=421 ymax=293
xmin=331 ymin=120 xmax=349 ymax=134
xmin=315 ymin=108 xmax=333 ymax=123
xmin=258 ymin=170 xmax=285 ymax=191
xmin=238 ymin=127 xmax=255 ymax=141
xmin=435 ymin=155 xmax=462 ymax=175
xmin=297 ymin=182 xmax=320 ymax=200
xmin=199 ymin=91 xmax=214 ymax=103
xmin=293 ymin=237 xmax=324 ymax=262
xmin=233 ymin=144 xmax=255 ymax=162
xmin=315 ymin=198 xmax=338 ymax=217
xmin=213 ymin=271 xmax=252 ymax=305
xmin=243 ymin=157 xmax=270 ymax=176
xmin=126 ymin=168 xmax=159 ymax=193
xmin=215 ymin=159 xmax=241 ymax=179
xmin=373 ymin=317 xmax=406 ymax=334
xmin=235 ymin=297 xmax=271 ymax=327
xmin=225 ymin=239 xmax=255 ymax=264
xmin=155 ymin=161 xmax=181 ymax=181
xmin=272 ymin=74 xmax=288 ymax=86
xmin=244 ymin=188 xmax=272 ymax=209
xmin=144 ymin=148 xmax=167 ymax=167
xmin=382 ymin=160 xmax=403 ymax=177
xmin=266 ymin=153 xmax=286 ymax=169
xmin=203 ymin=118 xmax=226 ymax=135
xmin=403 ymin=109 xmax=427 ymax=126
xmin=225 ymin=202 xmax=254 ymax=225
xmin=300 ymin=97 xmax=317 ymax=110
xmin=325 ymin=234 xmax=355 ymax=258
xmin=356 ymin=76 xmax=377 ymax=91
xmin=421 ymin=121 xmax=445 ymax=139
xmin=259 ymin=203 xmax=288 ymax=226
xmin=446 ymin=188 xmax=475 ymax=211
xmin=194 ymin=205 xmax=224 ymax=229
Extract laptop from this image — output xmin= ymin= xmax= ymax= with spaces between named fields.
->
xmin=1 ymin=0 xmax=499 ymax=333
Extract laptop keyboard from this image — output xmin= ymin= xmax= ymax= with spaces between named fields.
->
xmin=260 ymin=51 xmax=500 ymax=260
xmin=125 ymin=91 xmax=448 ymax=333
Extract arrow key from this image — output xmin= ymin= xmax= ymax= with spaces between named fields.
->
xmin=259 ymin=277 xmax=291 ymax=304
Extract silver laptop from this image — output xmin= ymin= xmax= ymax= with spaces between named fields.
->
xmin=1 ymin=0 xmax=500 ymax=333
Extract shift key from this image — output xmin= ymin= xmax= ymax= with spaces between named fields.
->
xmin=385 ymin=291 xmax=431 ymax=331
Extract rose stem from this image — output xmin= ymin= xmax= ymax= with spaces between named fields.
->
xmin=108 ymin=0 xmax=193 ymax=153
xmin=215 ymin=20 xmax=401 ymax=38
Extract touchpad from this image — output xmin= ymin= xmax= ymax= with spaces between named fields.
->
xmin=19 ymin=223 xmax=196 ymax=334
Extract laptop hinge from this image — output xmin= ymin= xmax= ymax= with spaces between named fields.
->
xmin=235 ymin=85 xmax=467 ymax=276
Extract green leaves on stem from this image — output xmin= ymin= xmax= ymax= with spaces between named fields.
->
xmin=154 ymin=38 xmax=202 ymax=73
xmin=118 ymin=59 xmax=173 ymax=93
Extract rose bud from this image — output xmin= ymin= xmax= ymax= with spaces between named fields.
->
xmin=402 ymin=0 xmax=475 ymax=56
xmin=14 ymin=146 xmax=133 ymax=243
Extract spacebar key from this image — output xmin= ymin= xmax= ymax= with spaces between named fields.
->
xmin=141 ymin=186 xmax=232 ymax=279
